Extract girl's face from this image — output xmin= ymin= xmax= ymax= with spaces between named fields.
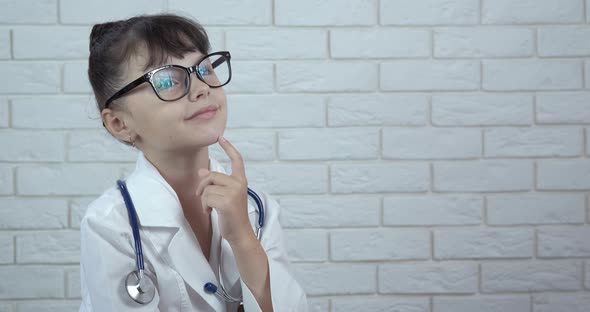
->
xmin=117 ymin=49 xmax=228 ymax=153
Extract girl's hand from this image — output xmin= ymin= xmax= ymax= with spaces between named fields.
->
xmin=195 ymin=136 xmax=256 ymax=246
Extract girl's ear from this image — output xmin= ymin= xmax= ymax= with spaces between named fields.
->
xmin=102 ymin=107 xmax=135 ymax=143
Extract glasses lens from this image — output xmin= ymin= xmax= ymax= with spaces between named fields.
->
xmin=152 ymin=67 xmax=189 ymax=101
xmin=197 ymin=54 xmax=230 ymax=87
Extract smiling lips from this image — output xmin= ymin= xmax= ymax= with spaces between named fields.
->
xmin=187 ymin=105 xmax=218 ymax=120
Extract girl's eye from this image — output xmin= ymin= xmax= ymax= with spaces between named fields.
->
xmin=198 ymin=66 xmax=210 ymax=76
xmin=155 ymin=75 xmax=177 ymax=91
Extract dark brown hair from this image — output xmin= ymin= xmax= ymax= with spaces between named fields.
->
xmin=88 ymin=14 xmax=211 ymax=111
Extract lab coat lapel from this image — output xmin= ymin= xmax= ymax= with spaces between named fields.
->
xmin=124 ymin=152 xmax=225 ymax=311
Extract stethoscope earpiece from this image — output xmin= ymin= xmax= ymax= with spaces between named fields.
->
xmin=125 ymin=270 xmax=155 ymax=304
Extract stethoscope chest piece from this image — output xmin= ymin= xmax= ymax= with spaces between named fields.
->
xmin=126 ymin=270 xmax=155 ymax=304
xmin=117 ymin=178 xmax=265 ymax=306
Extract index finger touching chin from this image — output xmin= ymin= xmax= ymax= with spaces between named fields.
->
xmin=218 ymin=136 xmax=246 ymax=180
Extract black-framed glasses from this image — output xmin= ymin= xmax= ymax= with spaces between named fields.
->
xmin=104 ymin=51 xmax=232 ymax=109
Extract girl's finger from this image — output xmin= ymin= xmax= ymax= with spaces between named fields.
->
xmin=218 ymin=136 xmax=247 ymax=182
xmin=200 ymin=190 xmax=227 ymax=214
xmin=195 ymin=170 xmax=236 ymax=196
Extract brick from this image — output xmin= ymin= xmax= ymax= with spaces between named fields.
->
xmin=0 ymin=63 xmax=60 ymax=94
xmin=0 ymin=303 xmax=9 ymax=312
xmin=276 ymin=0 xmax=376 ymax=26
xmin=381 ymin=0 xmax=479 ymax=25
xmin=380 ymin=262 xmax=478 ymax=294
xmin=226 ymin=29 xmax=326 ymax=59
xmin=0 ymin=234 xmax=13 ymax=264
xmin=292 ymin=263 xmax=376 ymax=295
xmin=586 ymin=261 xmax=590 ymax=289
xmin=534 ymin=294 xmax=590 ymax=312
xmin=223 ymin=61 xmax=273 ymax=94
xmin=63 ymin=62 xmax=92 ymax=93
xmin=0 ymin=266 xmax=64 ymax=299
xmin=0 ymin=198 xmax=68 ymax=229
xmin=482 ymin=0 xmax=584 ymax=24
xmin=69 ymin=197 xmax=94 ymax=229
xmin=0 ymin=30 xmax=9 ymax=59
xmin=209 ymin=130 xmax=275 ymax=161
xmin=16 ymin=231 xmax=80 ymax=264
xmin=11 ymin=96 xmax=99 ymax=129
xmin=277 ymin=62 xmax=377 ymax=92
xmin=432 ymin=93 xmax=533 ymax=126
xmin=60 ymin=0 xmax=165 ymax=24
xmin=0 ymin=98 xmax=9 ymax=128
xmin=537 ymin=92 xmax=590 ymax=124
xmin=66 ymin=269 xmax=80 ymax=298
xmin=246 ymin=164 xmax=327 ymax=194
xmin=487 ymin=194 xmax=586 ymax=225
xmin=328 ymin=94 xmax=428 ymax=126
xmin=0 ymin=130 xmax=65 ymax=161
xmin=537 ymin=160 xmax=590 ymax=190
xmin=68 ymin=130 xmax=137 ymax=162
xmin=539 ymin=26 xmax=590 ymax=56
xmin=483 ymin=60 xmax=583 ymax=90
xmin=13 ymin=27 xmax=89 ymax=59
xmin=16 ymin=302 xmax=80 ymax=312
xmin=538 ymin=227 xmax=590 ymax=257
xmin=279 ymin=128 xmax=379 ymax=160
xmin=484 ymin=127 xmax=583 ymax=157
xmin=435 ymin=228 xmax=533 ymax=259
xmin=434 ymin=160 xmax=533 ymax=192
xmin=205 ymin=29 xmax=224 ymax=52
xmin=586 ymin=61 xmax=589 ymax=88
xmin=0 ymin=0 xmax=57 ymax=24
xmin=331 ymin=28 xmax=430 ymax=58
xmin=434 ymin=296 xmax=530 ymax=312
xmin=331 ymin=229 xmax=430 ymax=261
xmin=283 ymin=230 xmax=327 ymax=262
xmin=332 ymin=163 xmax=429 ymax=193
xmin=0 ymin=165 xmax=13 ymax=195
xmin=482 ymin=261 xmax=581 ymax=292
xmin=381 ymin=61 xmax=480 ymax=91
xmin=384 ymin=195 xmax=482 ymax=226
xmin=170 ymin=0 xmax=271 ymax=25
xmin=383 ymin=127 xmax=481 ymax=159
xmin=17 ymin=164 xmax=121 ymax=195
xmin=307 ymin=299 xmax=329 ymax=312
xmin=279 ymin=196 xmax=380 ymax=228
xmin=333 ymin=297 xmax=429 ymax=312
xmin=226 ymin=95 xmax=325 ymax=128
xmin=435 ymin=27 xmax=533 ymax=58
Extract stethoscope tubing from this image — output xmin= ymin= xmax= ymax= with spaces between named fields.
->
xmin=117 ymin=178 xmax=265 ymax=305
xmin=117 ymin=180 xmax=145 ymax=273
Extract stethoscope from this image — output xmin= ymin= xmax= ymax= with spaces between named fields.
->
xmin=116 ymin=179 xmax=265 ymax=305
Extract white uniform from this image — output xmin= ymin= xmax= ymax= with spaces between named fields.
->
xmin=79 ymin=152 xmax=308 ymax=311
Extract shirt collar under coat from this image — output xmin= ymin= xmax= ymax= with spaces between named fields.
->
xmin=123 ymin=151 xmax=244 ymax=311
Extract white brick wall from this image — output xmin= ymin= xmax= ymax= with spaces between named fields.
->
xmin=0 ymin=0 xmax=589 ymax=311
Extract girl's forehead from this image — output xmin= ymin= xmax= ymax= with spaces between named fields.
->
xmin=126 ymin=49 xmax=205 ymax=77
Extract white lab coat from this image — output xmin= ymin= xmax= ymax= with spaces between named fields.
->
xmin=79 ymin=152 xmax=308 ymax=311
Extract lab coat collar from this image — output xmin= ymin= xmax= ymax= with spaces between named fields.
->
xmin=124 ymin=151 xmax=234 ymax=311
xmin=124 ymin=150 xmax=228 ymax=228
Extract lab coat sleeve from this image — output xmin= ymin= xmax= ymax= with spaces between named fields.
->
xmin=79 ymin=203 xmax=161 ymax=312
xmin=240 ymin=192 xmax=308 ymax=312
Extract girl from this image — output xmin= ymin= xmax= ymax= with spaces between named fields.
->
xmin=79 ymin=13 xmax=307 ymax=312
